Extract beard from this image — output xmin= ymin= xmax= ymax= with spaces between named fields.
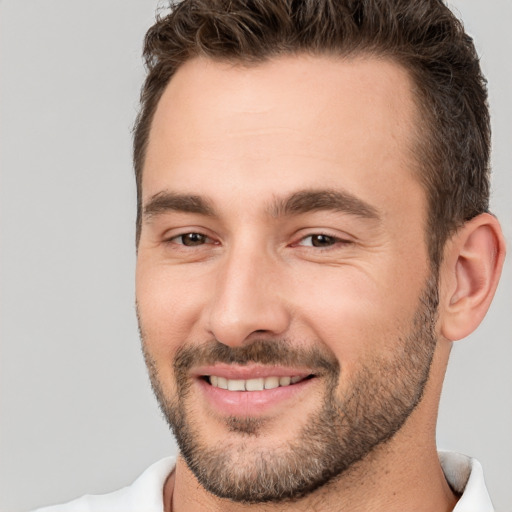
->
xmin=140 ymin=274 xmax=439 ymax=504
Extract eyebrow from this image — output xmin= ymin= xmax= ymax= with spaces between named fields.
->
xmin=143 ymin=191 xmax=215 ymax=219
xmin=268 ymin=189 xmax=380 ymax=220
xmin=142 ymin=188 xmax=380 ymax=222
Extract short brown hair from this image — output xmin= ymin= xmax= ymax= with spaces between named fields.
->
xmin=133 ymin=0 xmax=490 ymax=267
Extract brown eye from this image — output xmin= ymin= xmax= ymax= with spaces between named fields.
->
xmin=298 ymin=234 xmax=338 ymax=247
xmin=310 ymin=234 xmax=336 ymax=247
xmin=178 ymin=233 xmax=208 ymax=246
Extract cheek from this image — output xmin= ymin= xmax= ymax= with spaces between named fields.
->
xmin=291 ymin=264 xmax=424 ymax=370
xmin=136 ymin=260 xmax=207 ymax=366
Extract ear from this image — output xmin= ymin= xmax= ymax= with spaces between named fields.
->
xmin=439 ymin=213 xmax=506 ymax=341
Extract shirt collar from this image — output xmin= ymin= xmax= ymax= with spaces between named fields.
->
xmin=439 ymin=451 xmax=494 ymax=512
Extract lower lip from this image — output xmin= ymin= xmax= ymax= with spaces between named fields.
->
xmin=197 ymin=377 xmax=315 ymax=417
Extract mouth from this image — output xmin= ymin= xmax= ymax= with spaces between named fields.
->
xmin=193 ymin=365 xmax=318 ymax=417
xmin=204 ymin=374 xmax=313 ymax=391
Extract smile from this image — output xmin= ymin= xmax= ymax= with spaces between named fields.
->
xmin=207 ymin=375 xmax=308 ymax=391
xmin=194 ymin=366 xmax=317 ymax=416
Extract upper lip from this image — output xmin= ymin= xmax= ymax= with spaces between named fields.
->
xmin=191 ymin=364 xmax=314 ymax=380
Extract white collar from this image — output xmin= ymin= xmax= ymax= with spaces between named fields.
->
xmin=34 ymin=452 xmax=494 ymax=511
xmin=439 ymin=451 xmax=494 ymax=511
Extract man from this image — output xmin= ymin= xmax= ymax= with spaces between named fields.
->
xmin=35 ymin=0 xmax=506 ymax=511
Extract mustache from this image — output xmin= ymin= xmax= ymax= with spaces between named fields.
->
xmin=173 ymin=339 xmax=340 ymax=376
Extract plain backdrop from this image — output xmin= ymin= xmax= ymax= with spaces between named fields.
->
xmin=1 ymin=1 xmax=511 ymax=511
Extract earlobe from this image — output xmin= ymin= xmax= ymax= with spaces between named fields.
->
xmin=440 ymin=213 xmax=506 ymax=341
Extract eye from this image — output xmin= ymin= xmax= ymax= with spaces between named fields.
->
xmin=298 ymin=234 xmax=340 ymax=248
xmin=171 ymin=232 xmax=211 ymax=246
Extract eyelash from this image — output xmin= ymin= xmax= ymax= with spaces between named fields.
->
xmin=294 ymin=233 xmax=351 ymax=249
xmin=166 ymin=231 xmax=351 ymax=250
xmin=167 ymin=232 xmax=216 ymax=247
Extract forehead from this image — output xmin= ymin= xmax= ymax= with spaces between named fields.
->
xmin=143 ymin=54 xmax=423 ymax=216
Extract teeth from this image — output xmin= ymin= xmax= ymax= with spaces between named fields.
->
xmin=264 ymin=376 xmax=279 ymax=389
xmin=279 ymin=376 xmax=291 ymax=386
xmin=246 ymin=378 xmax=264 ymax=391
xmin=208 ymin=375 xmax=307 ymax=391
xmin=227 ymin=379 xmax=245 ymax=391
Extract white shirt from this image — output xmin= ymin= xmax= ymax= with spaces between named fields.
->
xmin=33 ymin=452 xmax=494 ymax=512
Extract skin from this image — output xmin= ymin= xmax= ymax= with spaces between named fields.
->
xmin=136 ymin=55 xmax=505 ymax=511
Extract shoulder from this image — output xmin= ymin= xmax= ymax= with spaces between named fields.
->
xmin=32 ymin=457 xmax=176 ymax=512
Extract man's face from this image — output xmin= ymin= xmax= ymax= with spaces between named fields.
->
xmin=136 ymin=55 xmax=437 ymax=502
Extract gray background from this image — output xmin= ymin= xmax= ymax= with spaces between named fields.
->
xmin=0 ymin=1 xmax=510 ymax=511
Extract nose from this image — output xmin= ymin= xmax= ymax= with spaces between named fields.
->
xmin=205 ymin=242 xmax=291 ymax=347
